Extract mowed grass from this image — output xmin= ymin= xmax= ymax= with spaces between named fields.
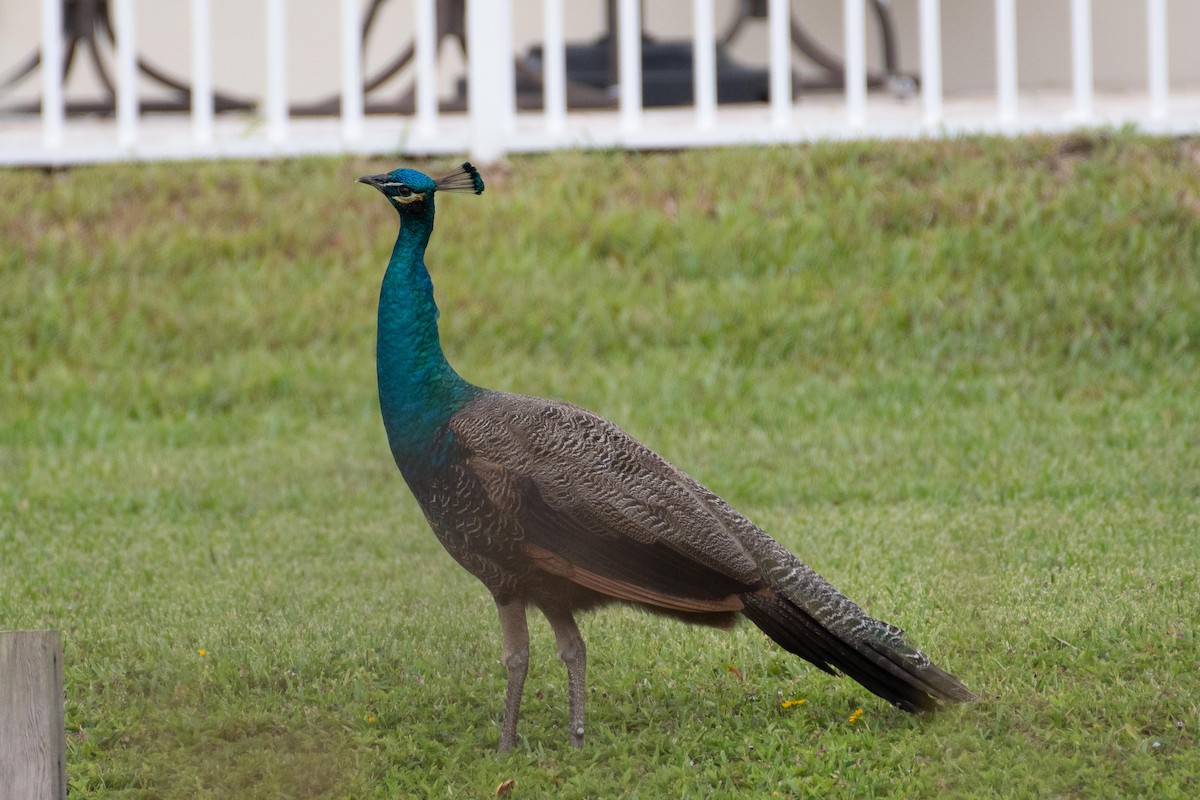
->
xmin=2 ymin=134 xmax=1198 ymax=798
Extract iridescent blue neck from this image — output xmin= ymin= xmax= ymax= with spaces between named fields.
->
xmin=375 ymin=200 xmax=478 ymax=461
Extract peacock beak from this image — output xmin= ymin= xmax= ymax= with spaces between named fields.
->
xmin=357 ymin=173 xmax=391 ymax=192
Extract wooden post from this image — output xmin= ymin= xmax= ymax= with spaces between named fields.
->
xmin=0 ymin=631 xmax=66 ymax=800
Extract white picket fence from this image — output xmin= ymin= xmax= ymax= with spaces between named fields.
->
xmin=0 ymin=0 xmax=1196 ymax=166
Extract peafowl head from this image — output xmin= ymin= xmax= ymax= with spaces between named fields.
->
xmin=358 ymin=162 xmax=484 ymax=217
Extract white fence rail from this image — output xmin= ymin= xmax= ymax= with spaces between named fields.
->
xmin=1 ymin=0 xmax=1197 ymax=166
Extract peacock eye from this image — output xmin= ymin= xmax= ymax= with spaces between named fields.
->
xmin=397 ymin=185 xmax=413 ymax=197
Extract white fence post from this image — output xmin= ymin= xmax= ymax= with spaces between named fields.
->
xmin=768 ymin=0 xmax=791 ymax=129
xmin=843 ymin=0 xmax=866 ymax=128
xmin=190 ymin=0 xmax=213 ymax=145
xmin=1070 ymin=0 xmax=1093 ymax=121
xmin=415 ymin=0 xmax=438 ymax=137
xmin=340 ymin=0 xmax=364 ymax=144
xmin=113 ymin=0 xmax=138 ymax=148
xmin=693 ymin=0 xmax=716 ymax=129
xmin=265 ymin=0 xmax=288 ymax=146
xmin=467 ymin=0 xmax=514 ymax=161
xmin=919 ymin=0 xmax=943 ymax=129
xmin=40 ymin=0 xmax=64 ymax=149
xmin=542 ymin=0 xmax=567 ymax=135
xmin=1147 ymin=0 xmax=1168 ymax=121
xmin=618 ymin=0 xmax=642 ymax=133
xmin=995 ymin=0 xmax=1018 ymax=126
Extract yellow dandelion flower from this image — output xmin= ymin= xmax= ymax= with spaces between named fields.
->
xmin=848 ymin=708 xmax=863 ymax=724
xmin=197 ymin=648 xmax=207 ymax=657
xmin=367 ymin=714 xmax=377 ymax=724
xmin=781 ymin=699 xmax=807 ymax=709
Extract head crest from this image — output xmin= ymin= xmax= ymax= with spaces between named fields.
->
xmin=436 ymin=162 xmax=485 ymax=195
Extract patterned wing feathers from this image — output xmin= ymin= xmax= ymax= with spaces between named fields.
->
xmin=450 ymin=393 xmax=763 ymax=602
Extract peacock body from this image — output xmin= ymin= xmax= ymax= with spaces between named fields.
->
xmin=359 ymin=163 xmax=975 ymax=750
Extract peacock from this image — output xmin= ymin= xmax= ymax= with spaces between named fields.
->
xmin=358 ymin=162 xmax=976 ymax=750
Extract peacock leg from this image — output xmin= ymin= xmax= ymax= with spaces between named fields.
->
xmin=495 ymin=598 xmax=529 ymax=751
xmin=540 ymin=603 xmax=587 ymax=748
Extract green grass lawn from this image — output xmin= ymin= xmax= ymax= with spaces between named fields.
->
xmin=2 ymin=134 xmax=1198 ymax=798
